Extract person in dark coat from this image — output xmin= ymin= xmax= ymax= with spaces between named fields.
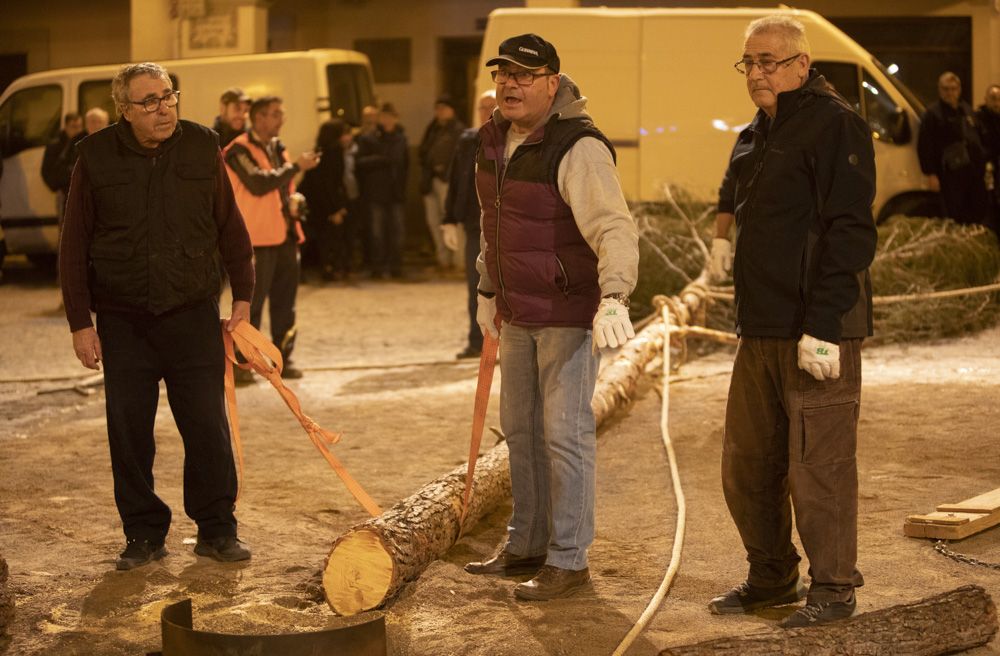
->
xmin=41 ymin=112 xmax=84 ymax=219
xmin=299 ymin=119 xmax=351 ymax=281
xmin=708 ymin=15 xmax=877 ymax=629
xmin=212 ymin=87 xmax=250 ymax=148
xmin=419 ymin=95 xmax=466 ymax=269
xmin=917 ymin=72 xmax=989 ymax=225
xmin=976 ymin=84 xmax=1000 ymax=230
xmin=442 ymin=90 xmax=497 ymax=358
xmin=355 ymin=102 xmax=409 ymax=278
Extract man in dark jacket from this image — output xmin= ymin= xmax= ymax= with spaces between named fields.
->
xmin=442 ymin=90 xmax=497 ymax=358
xmin=41 ymin=112 xmax=84 ymax=219
xmin=212 ymin=87 xmax=250 ymax=148
xmin=976 ymin=84 xmax=1000 ymax=229
xmin=419 ymin=95 xmax=465 ymax=270
xmin=356 ymin=103 xmax=409 ymax=278
xmin=59 ymin=62 xmax=255 ymax=570
xmin=707 ymin=16 xmax=877 ymax=629
xmin=462 ymin=34 xmax=638 ymax=601
xmin=918 ymin=72 xmax=989 ymax=225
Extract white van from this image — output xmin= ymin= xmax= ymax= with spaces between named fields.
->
xmin=0 ymin=49 xmax=374 ymax=260
xmin=478 ymin=7 xmax=934 ymax=221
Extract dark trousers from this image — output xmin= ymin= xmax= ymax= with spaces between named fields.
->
xmin=97 ymin=298 xmax=237 ymax=543
xmin=464 ymin=225 xmax=483 ymax=351
xmin=369 ymin=202 xmax=405 ymax=276
xmin=722 ymin=337 xmax=864 ymax=603
xmin=940 ymin=167 xmax=990 ymax=225
xmin=250 ymin=238 xmax=299 ymax=359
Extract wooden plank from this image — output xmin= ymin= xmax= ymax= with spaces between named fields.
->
xmin=907 ymin=512 xmax=977 ymax=526
xmin=937 ymin=487 xmax=1000 ymax=514
xmin=904 ymin=510 xmax=1000 ymax=540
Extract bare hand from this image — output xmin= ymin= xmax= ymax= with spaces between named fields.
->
xmin=72 ymin=327 xmax=102 ymax=370
xmin=330 ymin=209 xmax=346 ymax=226
xmin=226 ymin=300 xmax=251 ymax=332
xmin=927 ymin=174 xmax=941 ymax=192
xmin=297 ymin=151 xmax=320 ymax=171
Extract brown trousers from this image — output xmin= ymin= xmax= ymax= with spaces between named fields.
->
xmin=722 ymin=337 xmax=864 ymax=603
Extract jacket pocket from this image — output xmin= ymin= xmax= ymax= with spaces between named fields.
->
xmin=91 ymin=171 xmax=133 ymax=228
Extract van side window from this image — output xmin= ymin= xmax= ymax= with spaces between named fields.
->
xmin=79 ymin=80 xmax=117 ymax=121
xmin=326 ymin=64 xmax=375 ymax=127
xmin=0 ymin=84 xmax=63 ymax=158
xmin=862 ymin=72 xmax=905 ymax=144
xmin=813 ymin=61 xmax=860 ymax=113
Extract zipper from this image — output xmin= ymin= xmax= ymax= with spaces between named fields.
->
xmin=493 ymin=132 xmax=543 ymax=311
xmin=555 ymin=255 xmax=569 ymax=297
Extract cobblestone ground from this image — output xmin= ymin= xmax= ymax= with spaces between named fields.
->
xmin=1 ymin=260 xmax=999 ymax=655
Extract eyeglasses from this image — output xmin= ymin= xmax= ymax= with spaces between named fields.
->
xmin=127 ymin=90 xmax=180 ymax=113
xmin=491 ymin=69 xmax=554 ymax=86
xmin=734 ymin=54 xmax=802 ymax=76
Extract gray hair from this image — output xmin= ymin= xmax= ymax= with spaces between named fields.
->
xmin=111 ymin=62 xmax=171 ymax=110
xmin=938 ymin=71 xmax=961 ymax=87
xmin=745 ymin=15 xmax=811 ymax=58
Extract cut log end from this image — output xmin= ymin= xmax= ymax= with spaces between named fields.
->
xmin=324 ymin=529 xmax=395 ymax=616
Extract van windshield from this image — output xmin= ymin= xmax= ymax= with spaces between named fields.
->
xmin=325 ymin=64 xmax=375 ymax=127
xmin=872 ymin=57 xmax=924 ymax=116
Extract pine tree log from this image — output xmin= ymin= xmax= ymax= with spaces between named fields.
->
xmin=660 ymin=585 xmax=997 ymax=656
xmin=0 ymin=552 xmax=13 ymax=638
xmin=322 ymin=278 xmax=712 ymax=616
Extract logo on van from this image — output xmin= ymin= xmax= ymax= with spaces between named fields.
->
xmin=518 ymin=46 xmax=540 ymax=56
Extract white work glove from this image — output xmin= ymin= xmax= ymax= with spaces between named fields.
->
xmin=441 ymin=223 xmax=459 ymax=251
xmin=477 ymin=293 xmax=498 ymax=339
xmin=593 ymin=297 xmax=635 ymax=349
xmin=709 ymin=237 xmax=733 ymax=280
xmin=797 ymin=334 xmax=840 ymax=381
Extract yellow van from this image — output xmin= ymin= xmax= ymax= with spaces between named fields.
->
xmin=0 ymin=49 xmax=374 ymax=260
xmin=478 ymin=7 xmax=932 ymax=222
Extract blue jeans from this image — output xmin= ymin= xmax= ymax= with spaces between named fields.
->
xmin=368 ymin=202 xmax=405 ymax=276
xmin=499 ymin=322 xmax=600 ymax=570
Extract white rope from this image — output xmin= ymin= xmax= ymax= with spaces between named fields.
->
xmin=611 ymin=305 xmax=688 ymax=656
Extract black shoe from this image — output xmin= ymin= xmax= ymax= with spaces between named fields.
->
xmin=281 ymin=365 xmax=303 ymax=379
xmin=116 ymin=538 xmax=167 ymax=571
xmin=464 ymin=545 xmax=546 ymax=577
xmin=779 ymin=593 xmax=857 ymax=628
xmin=708 ymin=578 xmax=806 ymax=615
xmin=194 ymin=535 xmax=251 ymax=562
xmin=514 ymin=565 xmax=591 ymax=601
xmin=456 ymin=345 xmax=482 ymax=359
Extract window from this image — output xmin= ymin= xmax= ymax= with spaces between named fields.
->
xmin=326 ymin=64 xmax=375 ymax=127
xmin=79 ymin=79 xmax=116 ymax=120
xmin=862 ymin=71 xmax=907 ymax=144
xmin=354 ymin=38 xmax=411 ymax=84
xmin=813 ymin=61 xmax=860 ymax=113
xmin=0 ymin=84 xmax=63 ymax=157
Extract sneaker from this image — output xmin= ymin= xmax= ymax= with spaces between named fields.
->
xmin=194 ymin=535 xmax=251 ymax=562
xmin=779 ymin=593 xmax=857 ymax=628
xmin=116 ymin=538 xmax=167 ymax=571
xmin=708 ymin=578 xmax=806 ymax=615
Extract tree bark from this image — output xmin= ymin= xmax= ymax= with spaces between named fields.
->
xmin=660 ymin=585 xmax=997 ymax=656
xmin=0 ymin=552 xmax=13 ymax=638
xmin=322 ymin=278 xmax=712 ymax=616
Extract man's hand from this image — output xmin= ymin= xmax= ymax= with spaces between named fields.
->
xmin=593 ymin=297 xmax=635 ymax=349
xmin=330 ymin=209 xmax=347 ymax=226
xmin=927 ymin=174 xmax=941 ymax=192
xmin=226 ymin=300 xmax=251 ymax=332
xmin=296 ymin=151 xmax=320 ymax=172
xmin=72 ymin=327 xmax=102 ymax=370
xmin=797 ymin=334 xmax=840 ymax=381
xmin=442 ymin=223 xmax=459 ymax=251
xmin=476 ymin=294 xmax=498 ymax=339
xmin=709 ymin=237 xmax=733 ymax=280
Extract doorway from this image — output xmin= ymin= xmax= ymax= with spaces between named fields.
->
xmin=439 ymin=37 xmax=483 ymax=127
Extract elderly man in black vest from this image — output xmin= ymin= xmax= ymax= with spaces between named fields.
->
xmin=463 ymin=34 xmax=639 ymax=601
xmin=59 ymin=62 xmax=255 ymax=570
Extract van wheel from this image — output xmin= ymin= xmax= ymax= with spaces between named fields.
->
xmin=876 ymin=193 xmax=943 ymax=224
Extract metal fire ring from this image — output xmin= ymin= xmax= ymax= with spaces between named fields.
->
xmin=147 ymin=598 xmax=386 ymax=656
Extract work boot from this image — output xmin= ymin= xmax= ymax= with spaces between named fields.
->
xmin=779 ymin=593 xmax=857 ymax=628
xmin=116 ymin=538 xmax=167 ymax=571
xmin=456 ymin=344 xmax=482 ymax=359
xmin=708 ymin=578 xmax=806 ymax=614
xmin=514 ymin=565 xmax=591 ymax=601
xmin=194 ymin=535 xmax=252 ymax=563
xmin=233 ymin=367 xmax=255 ymax=386
xmin=464 ymin=544 xmax=546 ymax=577
xmin=281 ymin=365 xmax=304 ymax=379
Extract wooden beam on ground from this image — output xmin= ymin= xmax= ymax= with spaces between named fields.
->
xmin=659 ymin=585 xmax=997 ymax=656
xmin=905 ymin=487 xmax=1000 ymax=540
xmin=321 ymin=277 xmax=726 ymax=616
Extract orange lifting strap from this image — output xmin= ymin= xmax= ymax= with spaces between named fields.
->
xmin=221 ymin=320 xmax=382 ymax=517
xmin=459 ymin=332 xmax=500 ymax=526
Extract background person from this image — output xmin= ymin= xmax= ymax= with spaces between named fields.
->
xmin=214 ymin=87 xmax=250 ymax=148
xmin=976 ymin=84 xmax=1000 ymax=231
xmin=356 ymin=102 xmax=408 ymax=279
xmin=84 ymin=107 xmax=110 ymax=135
xmin=418 ymin=95 xmax=465 ymax=271
xmin=41 ymin=112 xmax=84 ymax=219
xmin=58 ymin=62 xmax=255 ymax=570
xmin=298 ymin=119 xmax=350 ymax=281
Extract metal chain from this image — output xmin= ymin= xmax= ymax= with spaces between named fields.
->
xmin=933 ymin=540 xmax=1000 ymax=571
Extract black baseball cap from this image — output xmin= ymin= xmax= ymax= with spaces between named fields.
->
xmin=220 ymin=87 xmax=250 ymax=105
xmin=486 ymin=33 xmax=560 ymax=73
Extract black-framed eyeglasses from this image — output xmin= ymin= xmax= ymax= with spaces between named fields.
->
xmin=491 ymin=69 xmax=554 ymax=86
xmin=127 ymin=90 xmax=181 ymax=113
xmin=734 ymin=54 xmax=802 ymax=76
